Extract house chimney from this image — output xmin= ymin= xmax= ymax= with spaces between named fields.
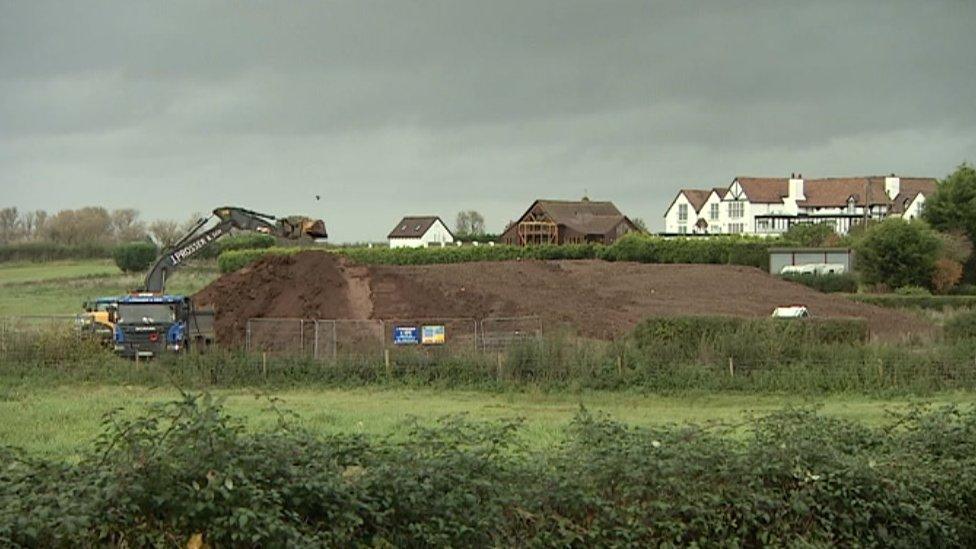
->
xmin=788 ymin=173 xmax=805 ymax=200
xmin=885 ymin=174 xmax=901 ymax=199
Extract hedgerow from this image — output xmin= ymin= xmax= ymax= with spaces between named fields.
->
xmin=217 ymin=234 xmax=780 ymax=273
xmin=0 ymin=242 xmax=114 ymax=262
xmin=781 ymin=272 xmax=859 ymax=293
xmin=1 ymin=394 xmax=974 ymax=546
xmin=847 ymin=295 xmax=976 ymax=311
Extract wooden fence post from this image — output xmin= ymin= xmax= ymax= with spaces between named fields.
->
xmin=497 ymin=353 xmax=504 ymax=381
xmin=262 ymin=352 xmax=268 ymax=379
xmin=728 ymin=357 xmax=735 ymax=377
xmin=384 ymin=349 xmax=391 ymax=376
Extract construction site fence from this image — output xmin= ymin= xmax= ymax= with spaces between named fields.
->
xmin=243 ymin=316 xmax=545 ymax=360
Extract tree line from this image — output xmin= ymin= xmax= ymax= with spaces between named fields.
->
xmin=0 ymin=206 xmax=203 ymax=248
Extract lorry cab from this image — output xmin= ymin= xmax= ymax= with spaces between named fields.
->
xmin=113 ymin=294 xmax=214 ymax=359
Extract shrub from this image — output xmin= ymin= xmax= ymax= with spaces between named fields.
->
xmin=2 ymin=395 xmax=975 ymax=546
xmin=895 ymin=285 xmax=932 ymax=296
xmin=944 ymin=311 xmax=976 ymax=342
xmin=112 ymin=241 xmax=158 ymax=273
xmin=848 ymin=294 xmax=976 ymax=311
xmin=0 ymin=242 xmax=114 ymax=262
xmin=855 ymin=218 xmax=941 ymax=289
xmin=932 ymin=258 xmax=964 ymax=294
xmin=781 ymin=272 xmax=858 ymax=293
xmin=782 ymin=222 xmax=836 ymax=247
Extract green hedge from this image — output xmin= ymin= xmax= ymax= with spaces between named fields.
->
xmin=3 ymin=393 xmax=975 ymax=546
xmin=0 ymin=242 xmax=114 ymax=262
xmin=599 ymin=233 xmax=775 ymax=269
xmin=217 ymin=235 xmax=781 ymax=273
xmin=781 ymin=273 xmax=859 ymax=293
xmin=195 ymin=233 xmax=277 ymax=259
xmin=631 ymin=316 xmax=869 ymax=366
xmin=945 ymin=311 xmax=976 ymax=343
xmin=848 ymin=295 xmax=976 ymax=311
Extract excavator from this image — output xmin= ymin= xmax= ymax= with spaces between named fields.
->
xmin=81 ymin=207 xmax=327 ymax=358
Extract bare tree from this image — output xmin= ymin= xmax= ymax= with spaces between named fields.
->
xmin=149 ymin=219 xmax=184 ymax=248
xmin=455 ymin=210 xmax=486 ymax=236
xmin=631 ymin=217 xmax=649 ymax=233
xmin=19 ymin=210 xmax=46 ymax=240
xmin=44 ymin=207 xmax=114 ymax=245
xmin=111 ymin=208 xmax=147 ymax=243
xmin=0 ymin=207 xmax=21 ymax=244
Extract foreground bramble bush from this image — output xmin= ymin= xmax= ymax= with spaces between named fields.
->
xmin=0 ymin=394 xmax=974 ymax=546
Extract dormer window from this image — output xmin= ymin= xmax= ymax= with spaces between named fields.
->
xmin=415 ymin=225 xmax=422 ymax=231
xmin=847 ymin=196 xmax=856 ymax=214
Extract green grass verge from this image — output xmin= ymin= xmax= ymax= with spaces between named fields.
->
xmin=2 ymin=384 xmax=972 ymax=460
xmin=0 ymin=260 xmax=120 ymax=285
xmin=0 ymin=261 xmax=219 ymax=316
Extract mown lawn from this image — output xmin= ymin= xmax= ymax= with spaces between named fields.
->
xmin=1 ymin=384 xmax=972 ymax=461
xmin=0 ymin=260 xmax=219 ymax=316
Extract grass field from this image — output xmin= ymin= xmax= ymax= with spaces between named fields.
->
xmin=2 ymin=384 xmax=973 ymax=460
xmin=0 ymin=259 xmax=219 ymax=316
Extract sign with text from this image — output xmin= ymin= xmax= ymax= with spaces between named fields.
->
xmin=421 ymin=325 xmax=446 ymax=345
xmin=393 ymin=326 xmax=420 ymax=345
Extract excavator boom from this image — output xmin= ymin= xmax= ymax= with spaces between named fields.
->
xmin=141 ymin=207 xmax=327 ymax=293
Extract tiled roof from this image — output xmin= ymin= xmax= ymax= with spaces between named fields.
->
xmin=735 ymin=177 xmax=789 ymax=203
xmin=680 ymin=190 xmax=713 ymax=213
xmin=530 ymin=199 xmax=633 ymax=236
xmin=388 ymin=216 xmax=444 ymax=238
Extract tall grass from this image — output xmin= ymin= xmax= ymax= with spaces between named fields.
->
xmin=4 ymin=322 xmax=976 ymax=395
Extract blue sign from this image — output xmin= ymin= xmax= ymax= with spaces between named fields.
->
xmin=393 ymin=326 xmax=420 ymax=345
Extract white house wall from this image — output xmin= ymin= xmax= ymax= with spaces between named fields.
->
xmin=664 ymin=193 xmax=695 ymax=234
xmin=389 ymin=220 xmax=455 ymax=248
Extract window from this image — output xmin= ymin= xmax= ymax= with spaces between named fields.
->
xmin=728 ymin=201 xmax=744 ymax=219
xmin=710 ymin=203 xmax=719 ymax=220
xmin=678 ymin=225 xmax=687 ymax=234
xmin=728 ymin=223 xmax=744 ymax=234
xmin=678 ymin=204 xmax=688 ymax=221
xmin=756 ymin=219 xmax=770 ymax=231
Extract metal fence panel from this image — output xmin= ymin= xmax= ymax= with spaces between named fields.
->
xmin=246 ymin=318 xmax=314 ymax=356
xmin=480 ymin=316 xmax=543 ymax=351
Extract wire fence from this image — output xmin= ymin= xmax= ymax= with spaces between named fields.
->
xmin=244 ymin=316 xmax=543 ymax=360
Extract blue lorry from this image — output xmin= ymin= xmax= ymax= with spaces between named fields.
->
xmin=112 ymin=294 xmax=214 ymax=359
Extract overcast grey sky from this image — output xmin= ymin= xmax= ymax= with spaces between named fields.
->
xmin=2 ymin=1 xmax=975 ymax=240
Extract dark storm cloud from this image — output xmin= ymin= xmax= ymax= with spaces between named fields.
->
xmin=2 ymin=1 xmax=975 ymax=239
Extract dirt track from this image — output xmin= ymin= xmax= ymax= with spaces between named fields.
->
xmin=194 ymin=251 xmax=932 ymax=344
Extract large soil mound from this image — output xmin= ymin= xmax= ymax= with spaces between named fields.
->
xmin=194 ymin=251 xmax=932 ymax=344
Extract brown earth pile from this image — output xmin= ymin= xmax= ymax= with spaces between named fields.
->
xmin=194 ymin=251 xmax=933 ymax=344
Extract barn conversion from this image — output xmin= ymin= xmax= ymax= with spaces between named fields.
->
xmin=664 ymin=174 xmax=937 ymax=236
xmin=387 ymin=216 xmax=455 ymax=248
xmin=500 ymin=198 xmax=641 ymax=246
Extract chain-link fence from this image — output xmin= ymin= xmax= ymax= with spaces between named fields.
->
xmin=245 ymin=318 xmax=315 ymax=356
xmin=480 ymin=316 xmax=543 ymax=352
xmin=243 ymin=316 xmax=541 ymax=360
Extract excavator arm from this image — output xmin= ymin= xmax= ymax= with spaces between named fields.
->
xmin=141 ymin=206 xmax=327 ymax=293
